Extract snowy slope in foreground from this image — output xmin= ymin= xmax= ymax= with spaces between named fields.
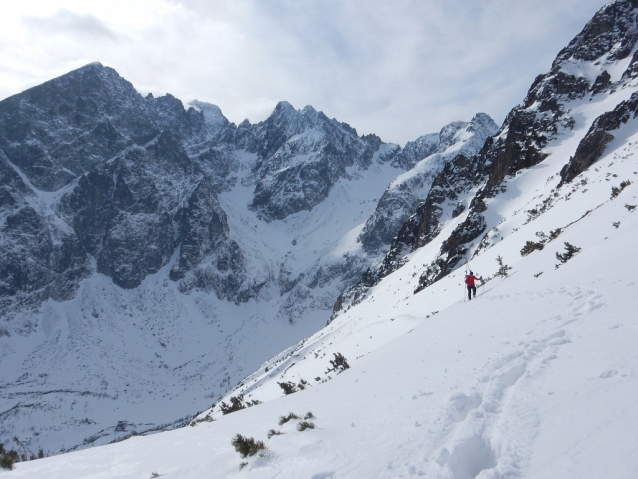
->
xmin=7 ymin=117 xmax=638 ymax=478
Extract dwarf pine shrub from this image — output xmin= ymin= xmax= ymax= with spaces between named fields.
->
xmin=0 ymin=444 xmax=18 ymax=470
xmin=220 ymin=395 xmax=261 ymax=415
xmin=495 ymin=256 xmax=512 ymax=278
xmin=556 ymin=242 xmax=581 ymax=264
xmin=278 ymin=381 xmax=297 ymax=395
xmin=267 ymin=429 xmax=283 ymax=439
xmin=278 ymin=412 xmax=299 ymax=426
xmin=297 ymin=421 xmax=315 ymax=431
xmin=231 ymin=434 xmax=267 ymax=458
xmin=520 ymin=240 xmax=544 ymax=256
xmin=611 ymin=180 xmax=632 ymax=199
xmin=549 ymin=228 xmax=562 ymax=240
xmin=304 ymin=412 xmax=315 ymax=420
xmin=326 ymin=353 xmax=350 ymax=374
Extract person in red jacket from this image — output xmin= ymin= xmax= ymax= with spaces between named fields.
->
xmin=465 ymin=271 xmax=482 ymax=300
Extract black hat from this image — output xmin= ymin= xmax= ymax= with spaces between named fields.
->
xmin=469 ymin=271 xmax=473 ymax=275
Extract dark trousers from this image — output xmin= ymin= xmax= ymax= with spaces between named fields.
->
xmin=467 ymin=285 xmax=476 ymax=300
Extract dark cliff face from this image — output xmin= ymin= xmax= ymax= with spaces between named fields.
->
xmin=246 ymin=102 xmax=398 ymax=222
xmin=0 ymin=63 xmax=244 ymax=314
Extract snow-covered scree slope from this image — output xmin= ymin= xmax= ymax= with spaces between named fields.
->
xmin=7 ymin=107 xmax=638 ymax=478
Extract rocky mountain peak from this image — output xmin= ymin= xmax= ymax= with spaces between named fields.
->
xmin=553 ymin=0 xmax=638 ymax=68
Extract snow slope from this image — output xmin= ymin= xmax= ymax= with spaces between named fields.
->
xmin=6 ymin=74 xmax=638 ymax=478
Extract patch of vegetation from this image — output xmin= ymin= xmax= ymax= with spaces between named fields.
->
xmin=231 ymin=434 xmax=267 ymax=458
xmin=611 ymin=180 xmax=632 ymax=199
xmin=267 ymin=429 xmax=284 ymax=439
xmin=494 ymin=256 xmax=512 ymax=278
xmin=304 ymin=412 xmax=315 ymax=420
xmin=556 ymin=242 xmax=581 ymax=266
xmin=520 ymin=240 xmax=544 ymax=256
xmin=326 ymin=352 xmax=350 ymax=374
xmin=278 ymin=412 xmax=300 ymax=426
xmin=549 ymin=228 xmax=562 ymax=240
xmin=278 ymin=377 xmax=310 ymax=395
xmin=613 ymin=221 xmax=620 ymax=228
xmin=190 ymin=414 xmax=214 ymax=426
xmin=220 ymin=395 xmax=262 ymax=415
xmin=625 ymin=204 xmax=636 ymax=211
xmin=297 ymin=421 xmax=316 ymax=432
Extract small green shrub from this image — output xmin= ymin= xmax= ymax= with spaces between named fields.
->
xmin=304 ymin=412 xmax=315 ymax=420
xmin=278 ymin=412 xmax=299 ymax=426
xmin=556 ymin=242 xmax=581 ymax=264
xmin=0 ymin=454 xmax=15 ymax=471
xmin=326 ymin=353 xmax=350 ymax=374
xmin=494 ymin=255 xmax=512 ymax=278
xmin=549 ymin=228 xmax=562 ymax=240
xmin=267 ymin=429 xmax=283 ymax=439
xmin=278 ymin=381 xmax=297 ymax=395
xmin=297 ymin=421 xmax=315 ymax=432
xmin=520 ymin=240 xmax=544 ymax=256
xmin=231 ymin=434 xmax=267 ymax=458
xmin=220 ymin=396 xmax=261 ymax=415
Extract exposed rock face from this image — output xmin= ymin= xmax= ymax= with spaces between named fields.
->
xmin=358 ymin=114 xmax=498 ymax=257
xmin=560 ymin=91 xmax=638 ymax=185
xmin=246 ymin=102 xmax=399 ymax=222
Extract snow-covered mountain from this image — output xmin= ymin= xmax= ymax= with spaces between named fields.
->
xmin=5 ymin=0 xmax=638 ymax=475
xmin=0 ymin=62 xmax=492 ymax=453
xmin=358 ymin=113 xmax=498 ymax=259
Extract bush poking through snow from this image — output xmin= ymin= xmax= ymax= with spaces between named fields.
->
xmin=297 ymin=421 xmax=316 ymax=431
xmin=611 ymin=180 xmax=632 ymax=199
xmin=239 ymin=462 xmax=248 ymax=470
xmin=190 ymin=414 xmax=214 ymax=426
xmin=494 ymin=256 xmax=512 ymax=278
xmin=626 ymin=204 xmax=636 ymax=211
xmin=304 ymin=411 xmax=315 ymax=419
xmin=278 ymin=381 xmax=297 ymax=395
xmin=278 ymin=412 xmax=299 ymax=426
xmin=556 ymin=242 xmax=581 ymax=265
xmin=0 ymin=443 xmax=20 ymax=470
xmin=549 ymin=228 xmax=562 ymax=240
xmin=267 ymin=429 xmax=284 ymax=439
xmin=326 ymin=352 xmax=350 ymax=374
xmin=231 ymin=434 xmax=267 ymax=458
xmin=220 ymin=395 xmax=261 ymax=415
xmin=521 ymin=240 xmax=545 ymax=256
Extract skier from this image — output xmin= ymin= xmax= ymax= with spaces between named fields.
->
xmin=465 ymin=271 xmax=482 ymax=300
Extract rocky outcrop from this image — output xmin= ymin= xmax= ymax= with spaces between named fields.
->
xmin=246 ymin=102 xmax=399 ymax=222
xmin=358 ymin=113 xmax=498 ymax=257
xmin=560 ymin=91 xmax=638 ymax=185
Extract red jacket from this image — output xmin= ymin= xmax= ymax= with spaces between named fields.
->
xmin=465 ymin=274 xmax=480 ymax=287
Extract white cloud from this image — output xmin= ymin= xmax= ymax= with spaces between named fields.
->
xmin=0 ymin=0 xmax=606 ymax=144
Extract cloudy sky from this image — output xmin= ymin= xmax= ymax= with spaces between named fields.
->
xmin=0 ymin=0 xmax=606 ymax=145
